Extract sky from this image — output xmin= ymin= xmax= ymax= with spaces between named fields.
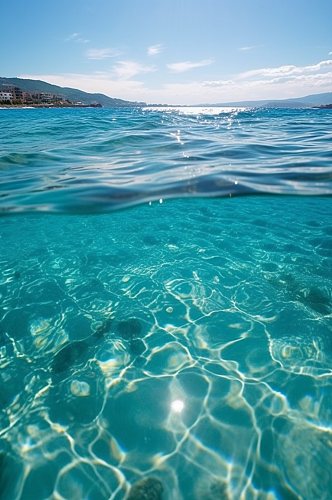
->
xmin=1 ymin=0 xmax=332 ymax=104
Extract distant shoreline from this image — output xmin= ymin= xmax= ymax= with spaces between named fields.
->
xmin=0 ymin=103 xmax=104 ymax=109
xmin=1 ymin=103 xmax=332 ymax=110
xmin=312 ymin=104 xmax=332 ymax=109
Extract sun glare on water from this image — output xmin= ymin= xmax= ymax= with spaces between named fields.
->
xmin=171 ymin=400 xmax=185 ymax=413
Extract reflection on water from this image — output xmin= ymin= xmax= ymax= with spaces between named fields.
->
xmin=0 ymin=196 xmax=332 ymax=499
xmin=1 ymin=107 xmax=332 ymax=215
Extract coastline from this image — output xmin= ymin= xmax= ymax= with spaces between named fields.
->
xmin=0 ymin=103 xmax=103 ymax=109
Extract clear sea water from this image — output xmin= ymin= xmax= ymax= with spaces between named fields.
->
xmin=0 ymin=106 xmax=332 ymax=500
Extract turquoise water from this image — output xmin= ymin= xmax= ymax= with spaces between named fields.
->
xmin=1 ymin=107 xmax=332 ymax=212
xmin=0 ymin=107 xmax=332 ymax=500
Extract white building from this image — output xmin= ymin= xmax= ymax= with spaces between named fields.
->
xmin=0 ymin=91 xmax=13 ymax=102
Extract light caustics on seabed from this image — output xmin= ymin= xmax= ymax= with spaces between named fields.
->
xmin=0 ymin=194 xmax=332 ymax=500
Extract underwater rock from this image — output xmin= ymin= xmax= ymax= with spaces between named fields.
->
xmin=270 ymin=273 xmax=331 ymax=315
xmin=117 ymin=318 xmax=142 ymax=340
xmin=142 ymin=234 xmax=159 ymax=245
xmin=92 ymin=318 xmax=112 ymax=340
xmin=51 ymin=340 xmax=89 ymax=373
xmin=194 ymin=480 xmax=230 ymax=500
xmin=298 ymin=286 xmax=331 ymax=315
xmin=129 ymin=338 xmax=146 ymax=356
xmin=70 ymin=379 xmax=90 ymax=397
xmin=127 ymin=477 xmax=163 ymax=500
xmin=51 ymin=317 xmax=111 ymax=374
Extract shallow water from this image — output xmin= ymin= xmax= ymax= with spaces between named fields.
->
xmin=0 ymin=107 xmax=332 ymax=500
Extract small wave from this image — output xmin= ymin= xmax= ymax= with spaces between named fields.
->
xmin=0 ymin=107 xmax=331 ymax=214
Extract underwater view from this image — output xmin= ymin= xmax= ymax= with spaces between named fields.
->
xmin=0 ymin=107 xmax=332 ymax=500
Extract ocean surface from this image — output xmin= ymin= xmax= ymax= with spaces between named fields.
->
xmin=0 ymin=106 xmax=332 ymax=500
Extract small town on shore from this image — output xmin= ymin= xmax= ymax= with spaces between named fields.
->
xmin=0 ymin=84 xmax=102 ymax=108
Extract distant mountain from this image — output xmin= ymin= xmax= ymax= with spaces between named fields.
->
xmin=287 ymin=92 xmax=332 ymax=106
xmin=1 ymin=76 xmax=331 ymax=108
xmin=0 ymin=77 xmax=146 ymax=107
xmin=205 ymin=92 xmax=332 ymax=108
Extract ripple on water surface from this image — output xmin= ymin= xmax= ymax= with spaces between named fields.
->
xmin=0 ymin=107 xmax=332 ymax=214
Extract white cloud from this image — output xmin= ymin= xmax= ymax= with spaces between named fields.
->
xmin=329 ymin=51 xmax=332 ymax=55
xmin=203 ymin=80 xmax=235 ymax=87
xmin=240 ymin=59 xmax=332 ymax=80
xmin=112 ymin=61 xmax=155 ymax=80
xmin=240 ymin=64 xmax=299 ymax=79
xmin=239 ymin=46 xmax=258 ymax=51
xmin=86 ymin=48 xmax=121 ymax=60
xmin=65 ymin=33 xmax=89 ymax=43
xmin=66 ymin=33 xmax=79 ymax=41
xmin=148 ymin=44 xmax=163 ymax=56
xmin=20 ymin=58 xmax=332 ymax=105
xmin=167 ymin=59 xmax=214 ymax=73
xmin=163 ymin=59 xmax=332 ymax=102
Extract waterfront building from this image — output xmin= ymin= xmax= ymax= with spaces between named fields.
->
xmin=0 ymin=90 xmax=13 ymax=102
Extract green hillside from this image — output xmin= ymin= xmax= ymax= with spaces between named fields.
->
xmin=0 ymin=77 xmax=146 ymax=107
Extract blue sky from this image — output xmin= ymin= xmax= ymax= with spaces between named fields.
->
xmin=1 ymin=0 xmax=332 ymax=104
